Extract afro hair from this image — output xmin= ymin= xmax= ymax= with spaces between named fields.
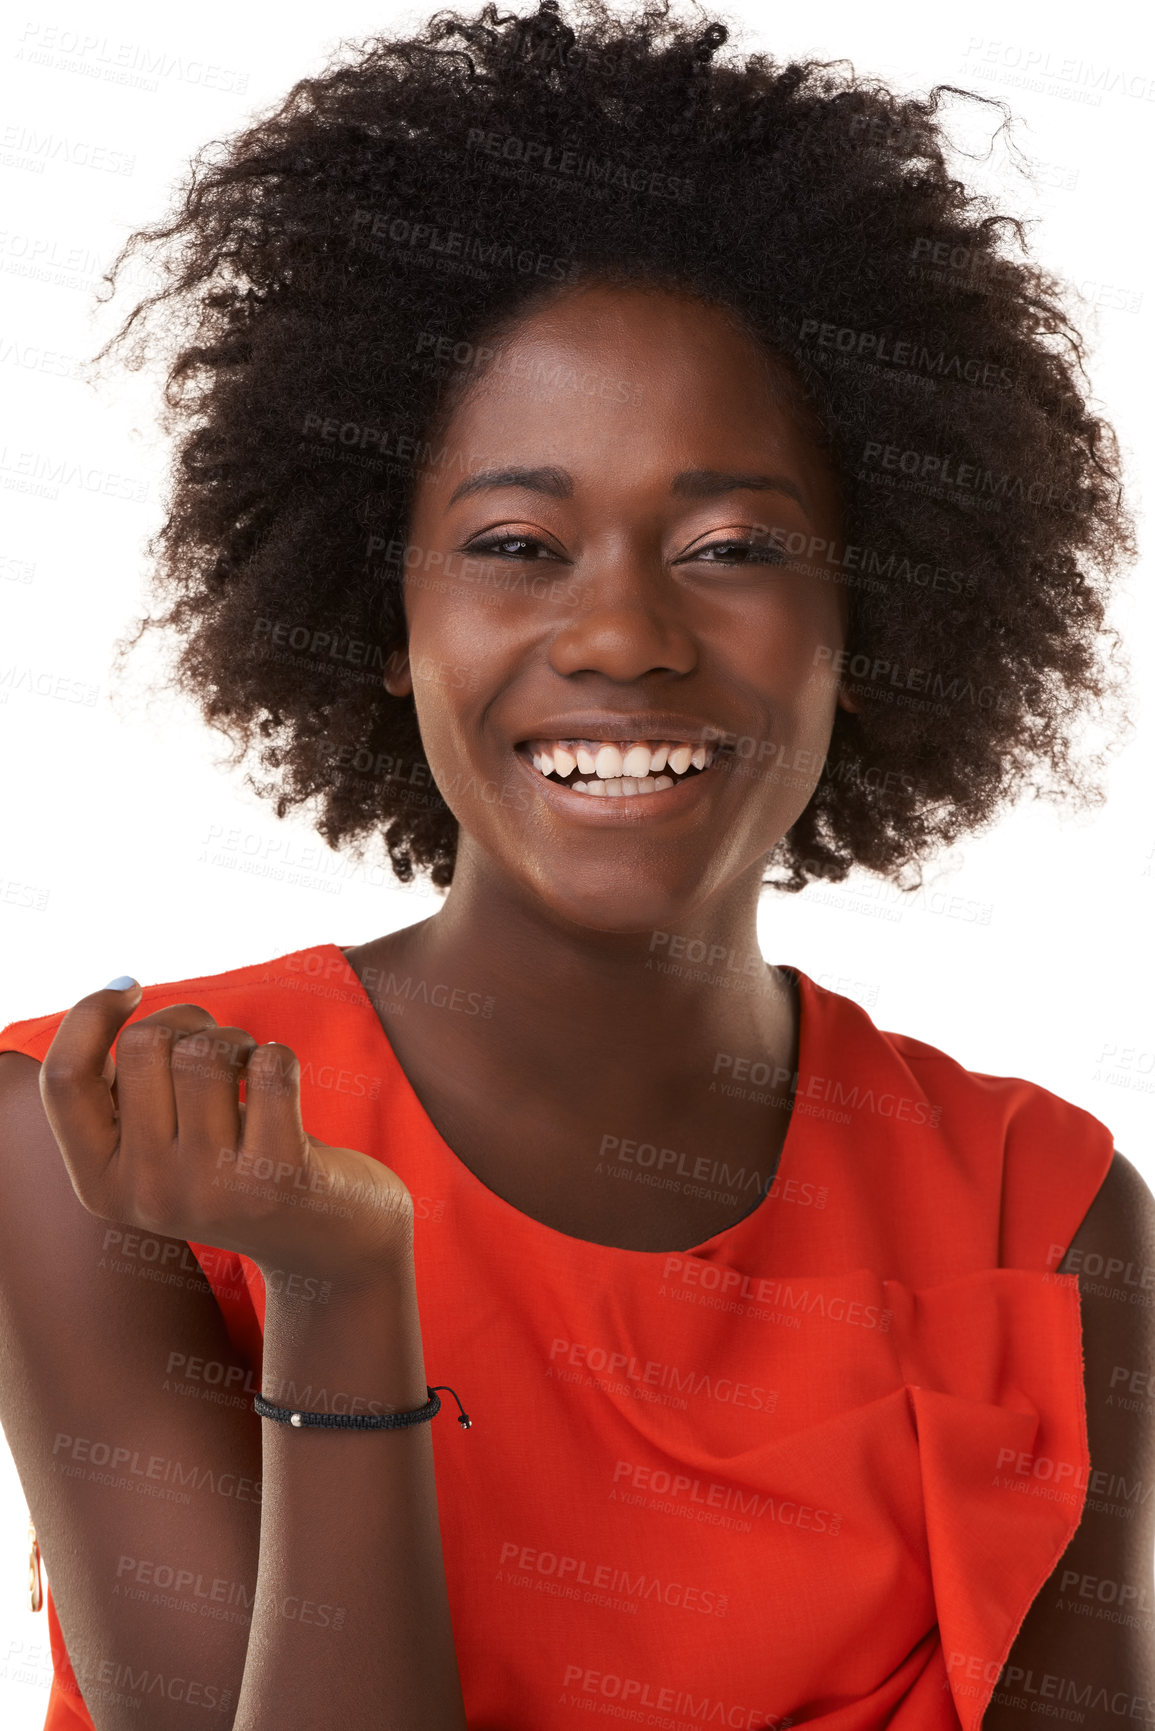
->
xmin=99 ymin=0 xmax=1135 ymax=891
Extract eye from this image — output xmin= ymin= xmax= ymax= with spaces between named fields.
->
xmin=463 ymin=531 xmax=562 ymax=561
xmin=681 ymin=535 xmax=788 ymax=567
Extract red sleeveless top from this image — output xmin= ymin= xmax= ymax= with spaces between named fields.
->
xmin=0 ymin=942 xmax=1115 ymax=1731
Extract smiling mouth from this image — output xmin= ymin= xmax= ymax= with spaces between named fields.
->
xmin=519 ymin=737 xmax=724 ymax=798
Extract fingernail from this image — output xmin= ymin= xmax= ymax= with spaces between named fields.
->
xmin=103 ymin=976 xmax=139 ymax=991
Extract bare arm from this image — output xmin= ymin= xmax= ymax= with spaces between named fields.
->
xmin=981 ymin=1149 xmax=1155 ymax=1727
xmin=0 ymin=1050 xmax=261 ymax=1729
xmin=234 ymin=1243 xmax=467 ymax=1730
xmin=2 ymin=982 xmax=469 ymax=1731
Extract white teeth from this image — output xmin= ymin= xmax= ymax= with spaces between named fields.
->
xmin=526 ymin=739 xmax=719 ymax=789
xmin=541 ymin=771 xmax=684 ymax=797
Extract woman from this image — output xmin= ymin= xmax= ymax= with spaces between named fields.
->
xmin=0 ymin=1 xmax=1149 ymax=1727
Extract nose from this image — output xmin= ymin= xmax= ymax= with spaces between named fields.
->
xmin=547 ymin=558 xmax=698 ymax=682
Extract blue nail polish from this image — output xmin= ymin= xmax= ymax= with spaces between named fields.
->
xmin=103 ymin=976 xmax=138 ymax=991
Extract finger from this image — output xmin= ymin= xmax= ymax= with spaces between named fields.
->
xmin=239 ymin=1043 xmax=309 ymax=1165
xmin=168 ymin=1024 xmax=258 ymax=1167
xmin=112 ymin=1004 xmax=222 ymax=1157
xmin=40 ymin=981 xmax=145 ymax=1201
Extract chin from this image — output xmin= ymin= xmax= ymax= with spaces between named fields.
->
xmin=530 ymin=864 xmax=718 ymax=940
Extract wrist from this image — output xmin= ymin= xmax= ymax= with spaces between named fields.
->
xmin=255 ymin=1227 xmax=415 ymax=1308
xmin=258 ymin=1249 xmax=428 ymax=1414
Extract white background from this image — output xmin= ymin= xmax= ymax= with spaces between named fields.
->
xmin=1 ymin=0 xmax=1152 ymax=1719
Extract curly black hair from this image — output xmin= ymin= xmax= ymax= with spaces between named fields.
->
xmin=98 ymin=0 xmax=1135 ymax=893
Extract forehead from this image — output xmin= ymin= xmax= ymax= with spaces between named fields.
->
xmin=496 ymin=280 xmax=774 ymax=371
xmin=415 ymin=282 xmax=834 ymax=509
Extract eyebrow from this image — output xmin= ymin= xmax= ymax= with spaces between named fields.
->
xmin=447 ymin=465 xmax=810 ymax=516
xmin=448 ymin=466 xmax=572 ymax=506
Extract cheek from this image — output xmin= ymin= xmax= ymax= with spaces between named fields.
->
xmin=733 ymin=591 xmax=845 ymax=723
xmin=404 ymin=554 xmax=527 ymax=658
xmin=407 ymin=660 xmax=472 ymax=776
xmin=405 ymin=646 xmax=477 ymax=712
xmin=403 ymin=583 xmax=485 ymax=718
xmin=404 ymin=599 xmax=517 ymax=786
xmin=795 ymin=648 xmax=844 ymax=729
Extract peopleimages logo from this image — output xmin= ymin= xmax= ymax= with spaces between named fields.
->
xmin=497 ymin=1541 xmax=729 ymax=1615
xmin=858 ymin=440 xmax=1075 ymax=511
xmin=610 ymin=1460 xmax=844 ymax=1535
xmin=546 ymin=1338 xmax=777 ymax=1412
xmin=711 ymin=1052 xmax=943 ymax=1127
xmin=661 ymin=1256 xmax=894 ymax=1332
xmin=558 ymin=1666 xmax=793 ymax=1728
xmin=464 ymin=127 xmax=694 ymax=201
xmin=799 ymin=317 xmax=1014 ymax=388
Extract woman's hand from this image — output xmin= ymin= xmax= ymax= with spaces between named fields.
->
xmin=39 ymin=983 xmax=415 ymax=1290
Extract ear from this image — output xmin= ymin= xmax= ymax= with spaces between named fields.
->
xmin=383 ymin=647 xmax=413 ymax=699
xmin=836 ymin=683 xmax=861 ymax=715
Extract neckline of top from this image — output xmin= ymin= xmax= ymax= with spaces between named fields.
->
xmin=317 ymin=941 xmax=817 ymax=1261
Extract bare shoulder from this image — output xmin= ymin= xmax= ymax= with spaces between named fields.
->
xmin=0 ymin=1046 xmax=51 ymax=1106
xmin=1061 ymin=1146 xmax=1155 ymax=1271
xmin=982 ymin=1150 xmax=1155 ymax=1727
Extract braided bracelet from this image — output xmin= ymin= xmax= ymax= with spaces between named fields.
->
xmin=254 ymin=1386 xmax=471 ymax=1430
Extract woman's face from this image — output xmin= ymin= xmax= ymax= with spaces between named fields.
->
xmin=394 ymin=281 xmax=850 ymax=933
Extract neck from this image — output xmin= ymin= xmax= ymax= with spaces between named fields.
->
xmin=379 ymin=848 xmax=796 ymax=1087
